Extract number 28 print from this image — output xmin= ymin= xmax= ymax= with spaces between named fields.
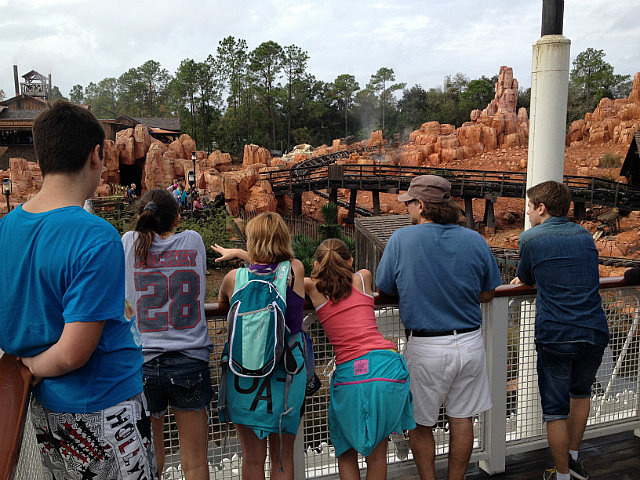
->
xmin=134 ymin=270 xmax=201 ymax=331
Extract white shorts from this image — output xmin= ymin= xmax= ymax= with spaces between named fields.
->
xmin=404 ymin=328 xmax=492 ymax=426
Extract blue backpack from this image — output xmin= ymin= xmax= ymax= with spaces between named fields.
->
xmin=226 ymin=261 xmax=295 ymax=377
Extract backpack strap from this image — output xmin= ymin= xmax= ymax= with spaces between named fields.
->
xmin=272 ymin=261 xmax=291 ymax=299
xmin=217 ymin=345 xmax=231 ymax=460
xmin=277 ymin=332 xmax=301 ymax=472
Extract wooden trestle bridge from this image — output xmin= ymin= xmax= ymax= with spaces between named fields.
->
xmin=261 ymin=156 xmax=640 ymax=227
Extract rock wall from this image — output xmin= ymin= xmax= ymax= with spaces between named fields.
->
xmin=566 ymin=72 xmax=640 ymax=147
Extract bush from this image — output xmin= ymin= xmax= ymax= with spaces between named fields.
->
xmin=177 ymin=212 xmax=230 ymax=269
xmin=600 ymin=151 xmax=622 ymax=168
xmin=292 ymin=234 xmax=319 ymax=275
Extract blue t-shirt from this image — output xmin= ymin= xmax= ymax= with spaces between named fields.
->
xmin=516 ymin=216 xmax=609 ymax=346
xmin=376 ymin=223 xmax=503 ymax=331
xmin=0 ymin=205 xmax=143 ymax=413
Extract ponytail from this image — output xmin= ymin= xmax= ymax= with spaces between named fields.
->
xmin=311 ymin=238 xmax=353 ymax=302
xmin=134 ymin=189 xmax=179 ymax=267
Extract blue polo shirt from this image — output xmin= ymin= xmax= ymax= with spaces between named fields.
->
xmin=516 ymin=216 xmax=609 ymax=347
xmin=376 ymin=223 xmax=503 ymax=332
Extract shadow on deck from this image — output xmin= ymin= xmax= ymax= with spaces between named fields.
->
xmin=390 ymin=431 xmax=640 ymax=480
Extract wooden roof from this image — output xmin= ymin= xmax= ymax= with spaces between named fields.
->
xmin=22 ymin=70 xmax=48 ymax=81
xmin=0 ymin=109 xmax=44 ymax=120
xmin=354 ymin=215 xmax=410 ymax=250
xmin=114 ymin=115 xmax=180 ymax=132
xmin=0 ymin=94 xmax=49 ymax=109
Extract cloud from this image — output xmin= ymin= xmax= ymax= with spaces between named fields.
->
xmin=0 ymin=0 xmax=636 ymax=101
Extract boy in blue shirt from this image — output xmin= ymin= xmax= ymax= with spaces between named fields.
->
xmin=0 ymin=101 xmax=157 ymax=479
xmin=511 ymin=181 xmax=609 ymax=480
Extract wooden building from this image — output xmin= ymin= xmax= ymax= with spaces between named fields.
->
xmin=0 ymin=95 xmax=50 ymax=168
xmin=101 ymin=115 xmax=181 ymax=143
xmin=621 ymin=130 xmax=640 ymax=187
xmin=354 ymin=215 xmax=411 ymax=283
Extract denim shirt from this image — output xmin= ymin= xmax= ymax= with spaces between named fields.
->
xmin=516 ymin=216 xmax=609 ymax=347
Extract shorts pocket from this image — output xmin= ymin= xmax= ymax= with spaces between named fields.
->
xmin=464 ymin=343 xmax=486 ymax=376
xmin=540 ymin=347 xmax=571 ymax=380
xmin=170 ymin=371 xmax=204 ymax=403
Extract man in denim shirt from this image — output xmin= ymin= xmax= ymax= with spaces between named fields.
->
xmin=511 ymin=181 xmax=609 ymax=480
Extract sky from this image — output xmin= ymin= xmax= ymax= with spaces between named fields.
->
xmin=1 ymin=0 xmax=638 ymax=100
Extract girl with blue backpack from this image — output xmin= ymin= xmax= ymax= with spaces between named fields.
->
xmin=216 ymin=212 xmax=306 ymax=480
xmin=304 ymin=238 xmax=415 ymax=480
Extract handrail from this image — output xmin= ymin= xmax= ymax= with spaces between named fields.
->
xmin=203 ymin=276 xmax=628 ymax=315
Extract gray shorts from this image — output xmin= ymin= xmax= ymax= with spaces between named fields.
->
xmin=30 ymin=392 xmax=158 ymax=479
xmin=404 ymin=328 xmax=492 ymax=426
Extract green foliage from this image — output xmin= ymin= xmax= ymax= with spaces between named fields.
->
xmin=367 ymin=67 xmax=406 ymax=132
xmin=176 ymin=212 xmax=230 ymax=269
xmin=291 ymin=233 xmax=319 ymax=275
xmin=517 ymin=87 xmax=531 ymax=115
xmin=459 ymin=76 xmax=495 ymax=113
xmin=599 ymin=151 xmax=622 ymax=169
xmin=69 ymin=84 xmax=84 ymax=104
xmin=68 ymin=42 xmax=624 ymax=159
xmin=330 ymin=74 xmax=360 ymax=137
xmin=291 ymin=202 xmax=355 ymax=275
xmin=568 ymin=48 xmax=631 ymax=124
xmin=50 ymin=86 xmax=66 ymax=102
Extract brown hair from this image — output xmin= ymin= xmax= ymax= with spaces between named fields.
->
xmin=311 ymin=238 xmax=354 ymax=303
xmin=421 ymin=200 xmax=464 ymax=225
xmin=32 ymin=100 xmax=105 ymax=176
xmin=527 ymin=181 xmax=571 ymax=217
xmin=134 ymin=189 xmax=180 ymax=267
xmin=246 ymin=212 xmax=294 ymax=264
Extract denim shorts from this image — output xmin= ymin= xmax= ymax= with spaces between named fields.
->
xmin=143 ymin=353 xmax=213 ymax=417
xmin=536 ymin=342 xmax=605 ymax=421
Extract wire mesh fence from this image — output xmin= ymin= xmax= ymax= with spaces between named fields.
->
xmin=504 ymin=287 xmax=640 ymax=448
xmin=13 ymin=285 xmax=640 ymax=479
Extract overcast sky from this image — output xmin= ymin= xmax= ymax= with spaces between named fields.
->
xmin=1 ymin=0 xmax=638 ymax=101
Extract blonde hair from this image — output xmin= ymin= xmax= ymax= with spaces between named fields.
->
xmin=246 ymin=212 xmax=294 ymax=264
xmin=311 ymin=238 xmax=353 ymax=302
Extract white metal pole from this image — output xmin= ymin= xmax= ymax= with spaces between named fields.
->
xmin=525 ymin=35 xmax=571 ymax=229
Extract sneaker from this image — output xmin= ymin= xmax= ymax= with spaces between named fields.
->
xmin=542 ymin=468 xmax=557 ymax=480
xmin=569 ymin=455 xmax=589 ymax=480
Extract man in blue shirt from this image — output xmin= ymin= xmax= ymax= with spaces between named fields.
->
xmin=0 ymin=101 xmax=157 ymax=479
xmin=376 ymin=175 xmax=502 ymax=480
xmin=511 ymin=181 xmax=609 ymax=480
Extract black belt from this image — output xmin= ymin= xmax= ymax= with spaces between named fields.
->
xmin=406 ymin=325 xmax=480 ymax=337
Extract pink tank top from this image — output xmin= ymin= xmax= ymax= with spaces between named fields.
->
xmin=316 ymin=274 xmax=396 ymax=364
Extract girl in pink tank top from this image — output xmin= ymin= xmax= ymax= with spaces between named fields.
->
xmin=304 ymin=239 xmax=415 ymax=479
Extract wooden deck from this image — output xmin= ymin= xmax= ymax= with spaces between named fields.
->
xmin=389 ymin=430 xmax=640 ymax=480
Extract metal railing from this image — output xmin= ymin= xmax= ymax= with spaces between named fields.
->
xmin=14 ymin=279 xmax=640 ymax=478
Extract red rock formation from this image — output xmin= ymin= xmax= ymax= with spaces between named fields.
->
xmin=102 ymin=140 xmax=119 ymax=184
xmin=401 ymin=66 xmax=528 ymax=167
xmin=8 ymin=158 xmax=40 ymax=199
xmin=368 ymin=130 xmax=384 ymax=147
xmin=133 ymin=124 xmax=152 ymax=162
xmin=143 ymin=142 xmax=171 ymax=190
xmin=203 ymin=150 xmax=232 ymax=172
xmin=243 ymin=144 xmax=271 ymax=168
xmin=566 ymin=72 xmax=640 ymax=147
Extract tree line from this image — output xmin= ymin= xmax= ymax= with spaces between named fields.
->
xmin=51 ymin=40 xmax=631 ymax=157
